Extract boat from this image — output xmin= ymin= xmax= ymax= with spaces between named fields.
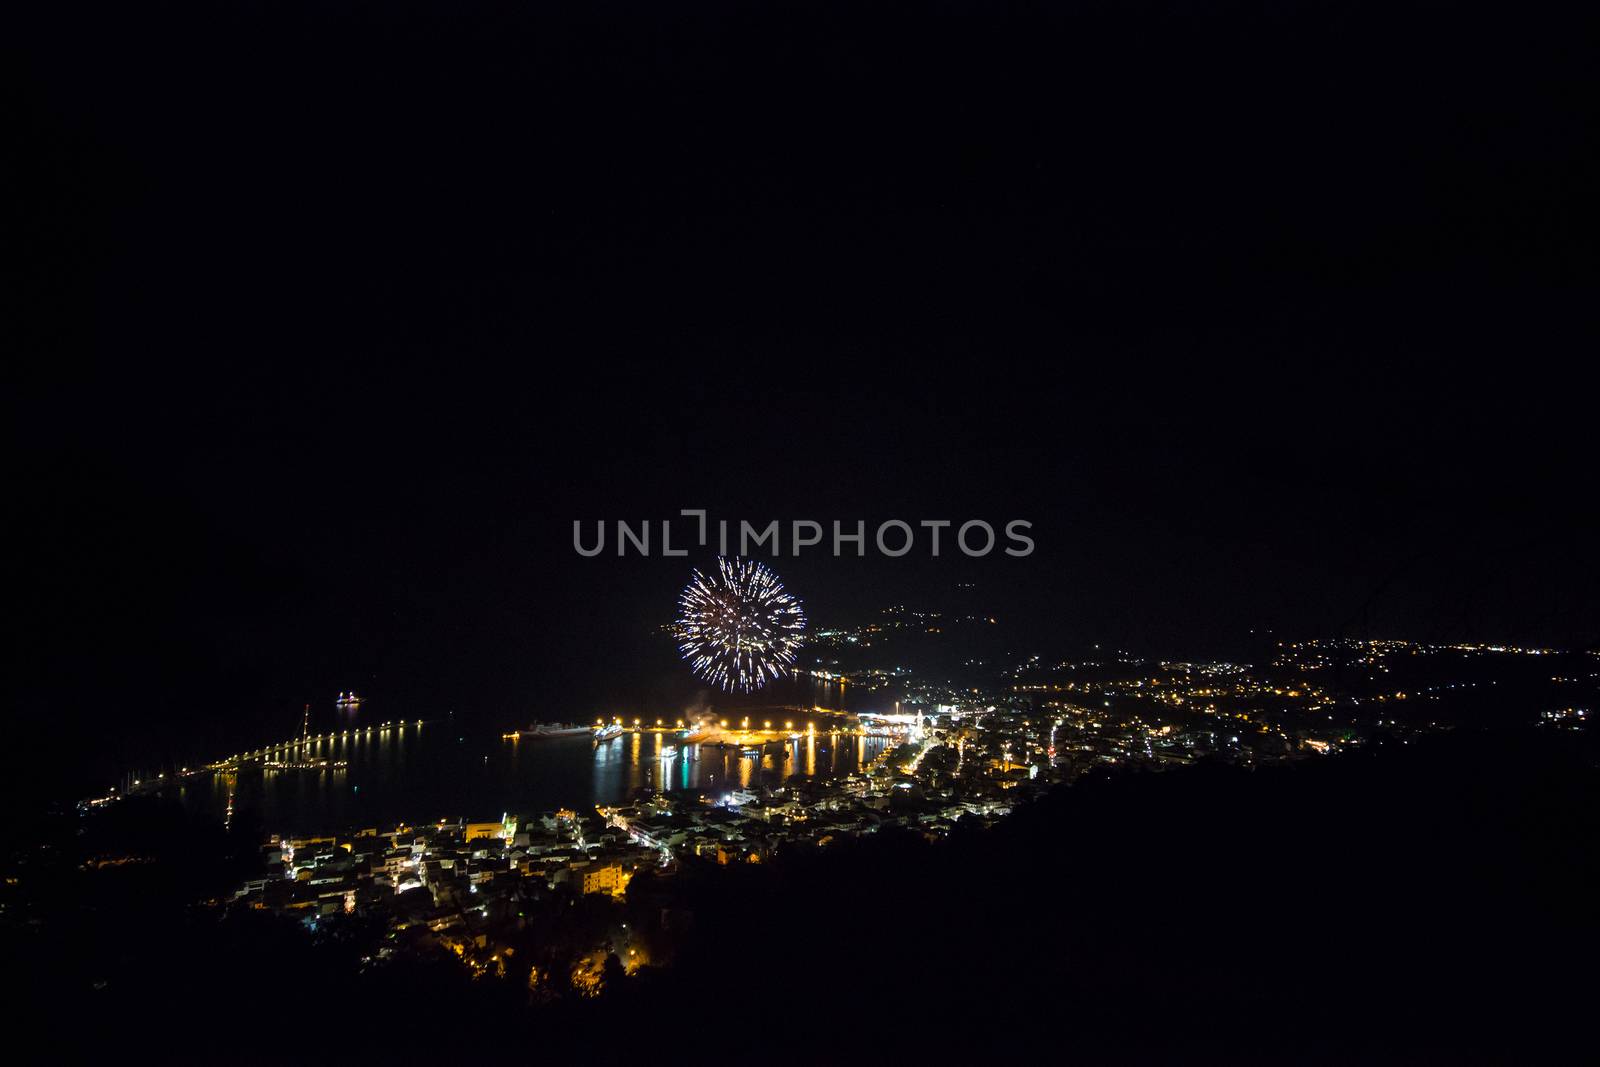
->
xmin=593 ymin=723 xmax=624 ymax=741
xmin=517 ymin=723 xmax=592 ymax=739
xmin=264 ymin=757 xmax=348 ymax=771
xmin=658 ymin=744 xmax=677 ymax=759
xmin=335 ymin=691 xmax=362 ymax=709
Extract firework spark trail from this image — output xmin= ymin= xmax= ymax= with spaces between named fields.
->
xmin=676 ymin=557 xmax=806 ymax=692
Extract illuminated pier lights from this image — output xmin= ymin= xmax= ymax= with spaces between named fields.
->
xmin=583 ymin=711 xmax=922 ymax=747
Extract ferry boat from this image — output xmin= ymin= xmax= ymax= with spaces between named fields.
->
xmin=335 ymin=691 xmax=362 ymax=709
xmin=516 ymin=722 xmax=592 ymax=739
xmin=593 ymin=723 xmax=624 ymax=741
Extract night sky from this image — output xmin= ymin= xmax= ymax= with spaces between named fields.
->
xmin=12 ymin=1 xmax=1596 ymax=799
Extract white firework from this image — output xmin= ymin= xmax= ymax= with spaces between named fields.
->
xmin=676 ymin=557 xmax=806 ymax=692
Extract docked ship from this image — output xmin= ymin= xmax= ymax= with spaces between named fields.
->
xmin=516 ymin=722 xmax=592 ymax=739
xmin=264 ymin=756 xmax=348 ymax=771
xmin=593 ymin=722 xmax=624 ymax=741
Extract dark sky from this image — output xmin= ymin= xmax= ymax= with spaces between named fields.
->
xmin=11 ymin=1 xmax=1597 ymax=798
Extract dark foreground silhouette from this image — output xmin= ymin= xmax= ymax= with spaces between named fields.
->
xmin=7 ymin=728 xmax=1594 ymax=1063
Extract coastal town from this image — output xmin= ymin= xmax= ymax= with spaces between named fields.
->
xmin=209 ymin=622 xmax=1598 ymax=993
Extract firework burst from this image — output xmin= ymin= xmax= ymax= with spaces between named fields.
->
xmin=676 ymin=557 xmax=807 ymax=692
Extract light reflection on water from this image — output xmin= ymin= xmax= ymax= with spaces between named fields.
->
xmin=586 ymin=727 xmax=878 ymax=800
xmin=171 ymin=721 xmax=888 ymax=836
